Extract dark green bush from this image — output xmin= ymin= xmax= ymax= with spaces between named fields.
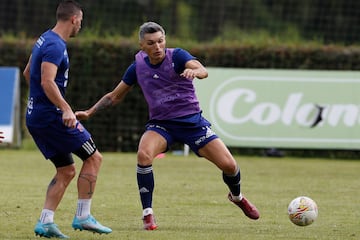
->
xmin=1 ymin=38 xmax=359 ymax=155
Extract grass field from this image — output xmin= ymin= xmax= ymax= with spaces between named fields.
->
xmin=0 ymin=149 xmax=359 ymax=240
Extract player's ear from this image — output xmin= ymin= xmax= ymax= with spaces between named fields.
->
xmin=71 ymin=15 xmax=77 ymax=24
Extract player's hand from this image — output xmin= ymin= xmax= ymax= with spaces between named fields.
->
xmin=180 ymin=68 xmax=197 ymax=80
xmin=62 ymin=109 xmax=77 ymax=128
xmin=75 ymin=110 xmax=90 ymax=121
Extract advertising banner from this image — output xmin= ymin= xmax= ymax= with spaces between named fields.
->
xmin=0 ymin=67 xmax=21 ymax=146
xmin=195 ymin=68 xmax=360 ymax=149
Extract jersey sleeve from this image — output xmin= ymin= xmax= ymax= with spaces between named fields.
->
xmin=172 ymin=48 xmax=196 ymax=74
xmin=122 ymin=62 xmax=137 ymax=86
xmin=42 ymin=42 xmax=64 ymax=66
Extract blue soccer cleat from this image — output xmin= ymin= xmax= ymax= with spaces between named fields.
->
xmin=34 ymin=220 xmax=69 ymax=239
xmin=72 ymin=215 xmax=112 ymax=234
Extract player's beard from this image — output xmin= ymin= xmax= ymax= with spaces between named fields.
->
xmin=70 ymin=27 xmax=80 ymax=38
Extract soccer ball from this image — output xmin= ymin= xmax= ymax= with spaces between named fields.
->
xmin=288 ymin=196 xmax=318 ymax=226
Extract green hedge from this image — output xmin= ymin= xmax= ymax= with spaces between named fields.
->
xmin=1 ymin=38 xmax=360 ymax=153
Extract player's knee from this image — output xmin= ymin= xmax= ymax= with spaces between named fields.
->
xmin=137 ymin=149 xmax=153 ymax=165
xmin=86 ymin=151 xmax=103 ymax=167
xmin=94 ymin=151 xmax=103 ymax=162
xmin=57 ymin=165 xmax=76 ymax=183
xmin=67 ymin=170 xmax=76 ymax=183
xmin=223 ymin=159 xmax=239 ymax=175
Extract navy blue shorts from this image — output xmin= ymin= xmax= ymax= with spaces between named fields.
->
xmin=146 ymin=113 xmax=218 ymax=156
xmin=27 ymin=117 xmax=93 ymax=160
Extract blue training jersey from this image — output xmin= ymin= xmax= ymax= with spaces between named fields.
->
xmin=26 ymin=30 xmax=70 ymax=128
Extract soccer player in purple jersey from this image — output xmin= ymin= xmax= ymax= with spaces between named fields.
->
xmin=0 ymin=131 xmax=4 ymax=143
xmin=23 ymin=1 xmax=111 ymax=238
xmin=76 ymin=21 xmax=260 ymax=230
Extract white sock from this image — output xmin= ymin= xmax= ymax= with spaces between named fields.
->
xmin=143 ymin=208 xmax=153 ymax=217
xmin=40 ymin=209 xmax=54 ymax=224
xmin=76 ymin=199 xmax=91 ymax=220
xmin=232 ymin=192 xmax=243 ymax=202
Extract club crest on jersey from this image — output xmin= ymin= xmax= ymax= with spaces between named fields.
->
xmin=76 ymin=122 xmax=84 ymax=132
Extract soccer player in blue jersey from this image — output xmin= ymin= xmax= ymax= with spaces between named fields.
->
xmin=23 ymin=0 xmax=111 ymax=238
xmin=76 ymin=21 xmax=260 ymax=230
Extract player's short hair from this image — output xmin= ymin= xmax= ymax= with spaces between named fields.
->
xmin=139 ymin=22 xmax=165 ymax=41
xmin=56 ymin=0 xmax=82 ymax=21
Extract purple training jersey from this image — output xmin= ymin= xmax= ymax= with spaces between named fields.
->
xmin=135 ymin=48 xmax=201 ymax=120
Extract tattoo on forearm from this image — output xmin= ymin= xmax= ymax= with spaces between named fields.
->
xmin=79 ymin=173 xmax=97 ymax=197
xmin=94 ymin=96 xmax=112 ymax=113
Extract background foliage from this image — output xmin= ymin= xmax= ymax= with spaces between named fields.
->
xmin=1 ymin=0 xmax=359 ymax=45
xmin=0 ymin=0 xmax=359 ymax=154
xmin=1 ymin=38 xmax=359 ymax=152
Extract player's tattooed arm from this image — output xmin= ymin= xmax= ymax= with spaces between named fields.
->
xmin=80 ymin=94 xmax=113 ymax=119
xmin=75 ymin=94 xmax=113 ymax=120
xmin=91 ymin=81 xmax=132 ymax=115
xmin=93 ymin=95 xmax=113 ymax=113
xmin=76 ymin=81 xmax=131 ymax=120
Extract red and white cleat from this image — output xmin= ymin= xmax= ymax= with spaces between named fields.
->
xmin=228 ymin=192 xmax=260 ymax=220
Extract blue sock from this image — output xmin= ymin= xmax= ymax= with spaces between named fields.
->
xmin=137 ymin=164 xmax=154 ymax=209
xmin=222 ymin=167 xmax=241 ymax=196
